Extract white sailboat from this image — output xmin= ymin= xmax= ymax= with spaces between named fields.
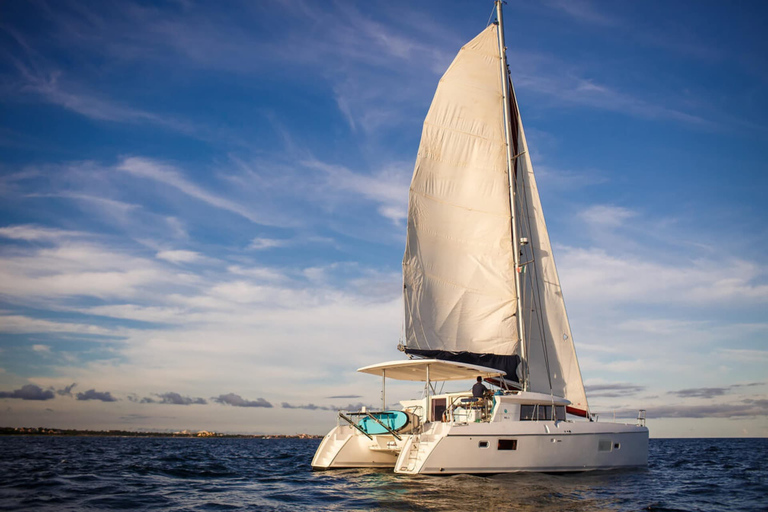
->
xmin=312 ymin=1 xmax=648 ymax=474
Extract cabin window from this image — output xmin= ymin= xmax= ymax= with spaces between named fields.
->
xmin=498 ymin=439 xmax=517 ymax=450
xmin=598 ymin=439 xmax=613 ymax=452
xmin=521 ymin=404 xmax=565 ymax=421
xmin=478 ymin=441 xmax=489 ymax=448
xmin=520 ymin=405 xmax=535 ymax=420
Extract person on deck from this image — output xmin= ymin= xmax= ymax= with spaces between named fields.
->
xmin=472 ymin=376 xmax=487 ymax=398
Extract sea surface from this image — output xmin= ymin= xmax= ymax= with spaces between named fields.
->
xmin=0 ymin=436 xmax=765 ymax=511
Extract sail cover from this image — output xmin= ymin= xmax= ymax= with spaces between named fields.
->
xmin=402 ymin=25 xmax=521 ymax=378
xmin=402 ymin=22 xmax=589 ymax=414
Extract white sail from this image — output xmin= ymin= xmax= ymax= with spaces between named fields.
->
xmin=403 ymin=22 xmax=589 ymax=414
xmin=403 ymin=24 xmax=520 ymax=360
xmin=513 ymin=112 xmax=589 ymax=414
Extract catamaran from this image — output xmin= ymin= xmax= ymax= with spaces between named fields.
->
xmin=312 ymin=1 xmax=648 ymax=474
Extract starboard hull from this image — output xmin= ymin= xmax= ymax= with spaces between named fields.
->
xmin=395 ymin=421 xmax=648 ymax=475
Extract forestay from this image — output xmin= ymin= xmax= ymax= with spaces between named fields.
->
xmin=512 ymin=106 xmax=589 ymax=414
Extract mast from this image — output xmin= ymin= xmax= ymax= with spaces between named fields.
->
xmin=495 ymin=0 xmax=527 ymax=389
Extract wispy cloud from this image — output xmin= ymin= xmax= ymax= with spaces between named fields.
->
xmin=559 ymin=247 xmax=768 ymax=306
xmin=281 ymin=402 xmax=332 ymax=411
xmin=155 ymin=250 xmax=201 ymax=264
xmin=511 ymin=53 xmax=715 ymax=128
xmin=57 ymin=383 xmax=77 ymax=397
xmin=578 ymin=205 xmax=637 ymax=229
xmin=611 ymin=400 xmax=768 ymax=419
xmin=146 ymin=392 xmax=207 ymax=405
xmin=543 ymin=0 xmax=620 ymax=26
xmin=0 ymin=315 xmax=118 ymax=335
xmin=116 ymin=157 xmax=269 ymax=225
xmin=248 ymin=238 xmax=289 ymax=251
xmin=669 ymin=383 xmax=765 ymax=400
xmin=76 ymin=389 xmax=118 ymax=402
xmin=0 ymin=224 xmax=85 ymax=241
xmin=302 ymin=159 xmax=410 ymax=224
xmin=0 ymin=384 xmax=55 ymax=400
xmin=212 ymin=393 xmax=272 ymax=408
xmin=585 ymin=382 xmax=645 ymax=398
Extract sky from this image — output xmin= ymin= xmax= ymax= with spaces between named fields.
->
xmin=0 ymin=0 xmax=766 ymax=438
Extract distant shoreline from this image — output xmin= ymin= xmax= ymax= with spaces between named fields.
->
xmin=0 ymin=426 xmax=321 ymax=439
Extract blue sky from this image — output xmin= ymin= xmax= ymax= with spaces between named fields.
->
xmin=1 ymin=0 xmax=766 ymax=437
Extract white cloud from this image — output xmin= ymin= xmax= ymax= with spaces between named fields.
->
xmin=578 ymin=205 xmax=636 ymax=228
xmin=248 ymin=238 xmax=288 ymax=250
xmin=302 ymin=159 xmax=410 ymax=224
xmin=0 ymin=315 xmax=117 ymax=336
xmin=0 ymin=225 xmax=84 ymax=241
xmin=718 ymin=349 xmax=768 ymax=363
xmin=156 ymin=250 xmax=200 ymax=263
xmin=559 ymin=246 xmax=768 ymax=306
xmin=227 ymin=265 xmax=286 ymax=283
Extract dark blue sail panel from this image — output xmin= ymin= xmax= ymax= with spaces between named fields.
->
xmin=402 ymin=349 xmax=520 ymax=384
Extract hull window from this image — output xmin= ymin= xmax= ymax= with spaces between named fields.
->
xmin=498 ymin=439 xmax=518 ymax=450
xmin=598 ymin=439 xmax=613 ymax=452
xmin=479 ymin=441 xmax=489 ymax=448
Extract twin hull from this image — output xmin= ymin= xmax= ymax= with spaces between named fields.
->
xmin=312 ymin=420 xmax=648 ymax=474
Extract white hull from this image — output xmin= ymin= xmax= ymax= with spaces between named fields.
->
xmin=311 ymin=424 xmax=406 ymax=469
xmin=395 ymin=420 xmax=648 ymax=475
xmin=312 ymin=387 xmax=648 ymax=475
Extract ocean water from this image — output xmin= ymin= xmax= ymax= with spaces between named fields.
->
xmin=0 ymin=437 xmax=765 ymax=511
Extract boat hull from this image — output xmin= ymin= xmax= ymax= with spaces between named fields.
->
xmin=395 ymin=420 xmax=648 ymax=474
xmin=311 ymin=424 xmax=406 ymax=469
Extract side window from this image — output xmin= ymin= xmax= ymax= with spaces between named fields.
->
xmin=538 ymin=405 xmax=552 ymax=420
xmin=520 ymin=405 xmax=535 ymax=420
xmin=555 ymin=406 xmax=566 ymax=421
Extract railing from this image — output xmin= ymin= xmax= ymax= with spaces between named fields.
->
xmin=636 ymin=409 xmax=646 ymax=427
xmin=337 ymin=410 xmax=412 ymax=438
xmin=444 ymin=394 xmax=493 ymax=423
xmin=338 ymin=412 xmax=372 ymax=439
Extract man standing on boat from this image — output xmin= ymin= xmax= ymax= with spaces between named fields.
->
xmin=472 ymin=376 xmax=487 ymax=398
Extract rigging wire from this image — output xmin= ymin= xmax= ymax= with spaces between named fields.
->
xmin=487 ymin=4 xmax=497 ymax=26
xmin=508 ymin=82 xmax=554 ymax=393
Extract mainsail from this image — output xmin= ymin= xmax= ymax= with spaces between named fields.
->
xmin=402 ymin=22 xmax=589 ymax=414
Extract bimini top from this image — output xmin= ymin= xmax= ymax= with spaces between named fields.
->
xmin=357 ymin=359 xmax=505 ymax=382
